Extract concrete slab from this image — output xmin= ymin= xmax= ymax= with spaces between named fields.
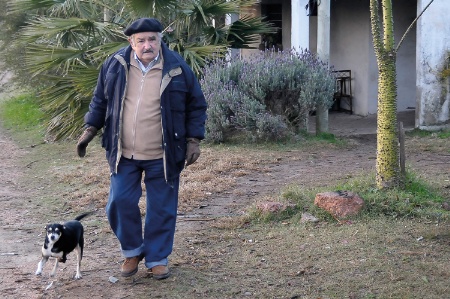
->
xmin=308 ymin=110 xmax=415 ymax=136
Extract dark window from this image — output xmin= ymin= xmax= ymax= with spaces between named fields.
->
xmin=260 ymin=4 xmax=282 ymax=51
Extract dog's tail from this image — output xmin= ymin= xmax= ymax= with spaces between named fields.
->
xmin=75 ymin=211 xmax=94 ymax=222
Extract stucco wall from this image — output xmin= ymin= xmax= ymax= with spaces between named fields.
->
xmin=329 ymin=0 xmax=372 ymax=115
xmin=394 ymin=1 xmax=417 ymax=112
xmin=329 ymin=0 xmax=416 ymax=115
xmin=416 ymin=0 xmax=450 ymax=129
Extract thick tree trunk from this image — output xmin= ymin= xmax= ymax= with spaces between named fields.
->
xmin=370 ymin=0 xmax=400 ymax=189
xmin=376 ymin=55 xmax=399 ymax=188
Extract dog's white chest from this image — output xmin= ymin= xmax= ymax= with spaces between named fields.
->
xmin=42 ymin=245 xmax=64 ymax=258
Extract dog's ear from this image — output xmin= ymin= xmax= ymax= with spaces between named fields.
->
xmin=44 ymin=225 xmax=48 ymax=230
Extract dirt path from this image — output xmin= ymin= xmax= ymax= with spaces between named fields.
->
xmin=0 ymin=130 xmax=374 ymax=299
xmin=0 ymin=128 xmax=39 ymax=296
xmin=0 ymin=116 xmax=449 ymax=298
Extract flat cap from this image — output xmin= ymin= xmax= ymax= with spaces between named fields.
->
xmin=124 ymin=18 xmax=163 ymax=36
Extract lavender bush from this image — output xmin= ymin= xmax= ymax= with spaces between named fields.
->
xmin=201 ymin=49 xmax=335 ymax=143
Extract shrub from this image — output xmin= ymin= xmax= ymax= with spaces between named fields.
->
xmin=201 ymin=49 xmax=335 ymax=143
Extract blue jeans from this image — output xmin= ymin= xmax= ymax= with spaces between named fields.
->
xmin=106 ymin=157 xmax=179 ymax=269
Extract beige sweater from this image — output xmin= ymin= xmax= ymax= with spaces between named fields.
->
xmin=121 ymin=51 xmax=164 ymax=160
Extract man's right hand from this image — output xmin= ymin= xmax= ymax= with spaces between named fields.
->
xmin=76 ymin=126 xmax=98 ymax=157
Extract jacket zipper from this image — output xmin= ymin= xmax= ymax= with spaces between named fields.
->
xmin=160 ymin=67 xmax=183 ymax=183
xmin=113 ymin=54 xmax=128 ymax=174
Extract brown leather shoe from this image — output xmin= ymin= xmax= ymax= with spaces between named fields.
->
xmin=150 ymin=265 xmax=170 ymax=280
xmin=121 ymin=255 xmax=143 ymax=277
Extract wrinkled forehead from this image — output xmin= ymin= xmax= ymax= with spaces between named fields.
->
xmin=132 ymin=31 xmax=160 ymax=41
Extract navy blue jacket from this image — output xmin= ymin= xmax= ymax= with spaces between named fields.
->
xmin=84 ymin=42 xmax=207 ymax=182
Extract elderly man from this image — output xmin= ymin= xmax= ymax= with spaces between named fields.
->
xmin=76 ymin=18 xmax=207 ymax=280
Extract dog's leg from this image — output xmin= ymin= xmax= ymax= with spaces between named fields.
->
xmin=35 ymin=256 xmax=48 ymax=275
xmin=74 ymin=244 xmax=82 ymax=279
xmin=50 ymin=258 xmax=59 ymax=277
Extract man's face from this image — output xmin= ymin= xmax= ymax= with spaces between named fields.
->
xmin=129 ymin=32 xmax=161 ymax=65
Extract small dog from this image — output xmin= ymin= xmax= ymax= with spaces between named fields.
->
xmin=35 ymin=212 xmax=93 ymax=279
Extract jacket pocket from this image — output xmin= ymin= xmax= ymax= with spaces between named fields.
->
xmin=169 ymin=80 xmax=188 ymax=111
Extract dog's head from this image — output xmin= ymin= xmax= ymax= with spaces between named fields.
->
xmin=45 ymin=223 xmax=65 ymax=243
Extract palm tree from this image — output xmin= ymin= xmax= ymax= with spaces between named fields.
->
xmin=6 ymin=0 xmax=275 ymax=140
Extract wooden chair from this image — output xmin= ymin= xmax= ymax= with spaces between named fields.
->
xmin=332 ymin=70 xmax=353 ymax=114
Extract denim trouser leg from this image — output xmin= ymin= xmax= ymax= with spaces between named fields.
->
xmin=143 ymin=161 xmax=179 ymax=269
xmin=106 ymin=157 xmax=144 ymax=258
xmin=106 ymin=157 xmax=179 ymax=267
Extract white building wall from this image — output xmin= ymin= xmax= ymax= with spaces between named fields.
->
xmin=330 ymin=0 xmax=373 ymax=115
xmin=416 ymin=0 xmax=450 ymax=129
xmin=329 ymin=0 xmax=416 ymax=115
xmin=394 ymin=2 xmax=417 ymax=112
xmin=291 ymin=0 xmax=310 ymax=52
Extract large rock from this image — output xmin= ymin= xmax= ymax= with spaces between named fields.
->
xmin=314 ymin=191 xmax=364 ymax=219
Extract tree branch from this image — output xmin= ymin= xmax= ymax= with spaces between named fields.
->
xmin=370 ymin=0 xmax=384 ymax=56
xmin=382 ymin=0 xmax=395 ymax=51
xmin=395 ymin=0 xmax=435 ymax=53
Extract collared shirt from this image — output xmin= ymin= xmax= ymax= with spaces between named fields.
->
xmin=134 ymin=52 xmax=160 ymax=74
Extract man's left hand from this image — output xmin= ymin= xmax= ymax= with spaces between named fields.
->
xmin=185 ymin=138 xmax=200 ymax=167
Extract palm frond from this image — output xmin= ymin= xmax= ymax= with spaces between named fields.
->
xmin=235 ymin=0 xmax=260 ymax=8
xmin=227 ymin=15 xmax=276 ymax=48
xmin=123 ymin=0 xmax=178 ymax=17
xmin=41 ymin=0 xmax=101 ymax=19
xmin=38 ymin=65 xmax=99 ymax=139
xmin=203 ymin=25 xmax=229 ymax=45
xmin=21 ymin=17 xmax=124 ymax=45
xmin=179 ymin=0 xmax=238 ymax=29
xmin=8 ymin=0 xmax=103 ymax=19
xmin=7 ymin=0 xmax=63 ymax=13
xmin=171 ymin=43 xmax=227 ymax=77
xmin=25 ymin=44 xmax=88 ymax=76
xmin=87 ymin=41 xmax=130 ymax=64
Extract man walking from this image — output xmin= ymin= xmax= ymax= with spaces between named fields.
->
xmin=76 ymin=18 xmax=207 ymax=280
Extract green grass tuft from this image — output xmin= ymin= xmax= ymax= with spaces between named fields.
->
xmin=0 ymin=94 xmax=44 ymax=130
xmin=278 ymin=171 xmax=449 ymax=222
xmin=0 ymin=94 xmax=46 ymax=144
xmin=407 ymin=128 xmax=450 ymax=139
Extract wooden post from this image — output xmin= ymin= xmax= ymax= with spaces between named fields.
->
xmin=398 ymin=121 xmax=406 ymax=176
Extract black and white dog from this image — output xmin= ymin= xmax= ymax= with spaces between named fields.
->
xmin=35 ymin=212 xmax=93 ymax=279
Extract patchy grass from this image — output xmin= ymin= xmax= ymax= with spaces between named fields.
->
xmin=0 ymin=93 xmax=44 ymax=129
xmin=0 ymin=93 xmax=46 ymax=147
xmin=1 ymin=95 xmax=449 ymax=299
xmin=406 ymin=129 xmax=450 ymax=154
xmin=407 ymin=128 xmax=450 ymax=139
xmin=281 ymin=172 xmax=449 ymax=223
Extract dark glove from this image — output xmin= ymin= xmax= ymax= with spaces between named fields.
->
xmin=76 ymin=126 xmax=98 ymax=157
xmin=185 ymin=138 xmax=200 ymax=167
